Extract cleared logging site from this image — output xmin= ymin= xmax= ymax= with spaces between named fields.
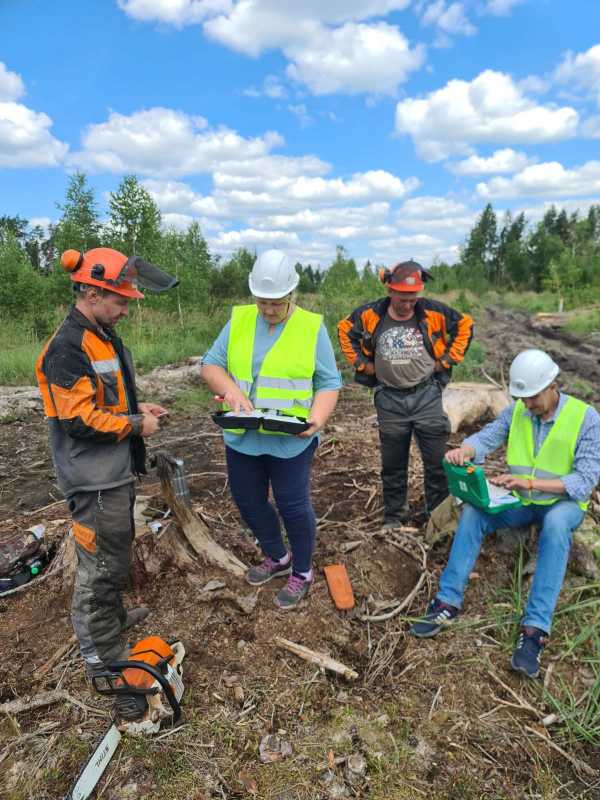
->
xmin=1 ymin=306 xmax=599 ymax=800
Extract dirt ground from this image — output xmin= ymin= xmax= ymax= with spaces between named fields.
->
xmin=1 ymin=306 xmax=599 ymax=800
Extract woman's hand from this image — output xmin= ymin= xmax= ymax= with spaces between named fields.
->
xmin=298 ymin=415 xmax=323 ymax=438
xmin=223 ymin=388 xmax=254 ymax=414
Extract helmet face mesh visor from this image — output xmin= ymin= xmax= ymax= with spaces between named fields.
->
xmin=111 ymin=257 xmax=179 ymax=293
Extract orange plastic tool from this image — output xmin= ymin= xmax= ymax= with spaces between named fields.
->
xmin=324 ymin=564 xmax=355 ymax=610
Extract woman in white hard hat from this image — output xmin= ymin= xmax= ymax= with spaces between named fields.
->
xmin=410 ymin=348 xmax=600 ymax=679
xmin=201 ymin=250 xmax=341 ymax=609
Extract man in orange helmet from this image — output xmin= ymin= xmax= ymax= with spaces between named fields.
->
xmin=36 ymin=247 xmax=177 ymax=721
xmin=338 ymin=260 xmax=474 ymax=527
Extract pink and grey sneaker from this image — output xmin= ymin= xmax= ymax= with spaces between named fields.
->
xmin=246 ymin=555 xmax=291 ymax=586
xmin=274 ymin=572 xmax=312 ymax=610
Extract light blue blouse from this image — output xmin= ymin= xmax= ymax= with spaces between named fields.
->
xmin=202 ymin=310 xmax=342 ymax=458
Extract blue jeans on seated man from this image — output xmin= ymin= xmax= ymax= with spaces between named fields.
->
xmin=437 ymin=500 xmax=585 ymax=634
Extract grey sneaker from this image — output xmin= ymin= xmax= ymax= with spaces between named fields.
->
xmin=274 ymin=573 xmax=312 ymax=610
xmin=123 ymin=607 xmax=151 ymax=631
xmin=246 ymin=556 xmax=291 ymax=586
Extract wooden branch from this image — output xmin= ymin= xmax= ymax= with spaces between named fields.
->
xmin=0 ymin=689 xmax=91 ymax=716
xmin=525 ymin=725 xmax=597 ymax=778
xmin=34 ymin=635 xmax=77 ymax=681
xmin=274 ymin=636 xmax=358 ymax=681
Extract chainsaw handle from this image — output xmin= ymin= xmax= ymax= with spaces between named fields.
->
xmin=94 ymin=660 xmax=181 ymax=723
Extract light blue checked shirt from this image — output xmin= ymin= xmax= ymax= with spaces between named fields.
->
xmin=464 ymin=393 xmax=600 ymax=504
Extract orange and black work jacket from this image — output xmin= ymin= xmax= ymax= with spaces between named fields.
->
xmin=337 ymin=296 xmax=474 ymax=388
xmin=36 ymin=306 xmax=146 ymax=498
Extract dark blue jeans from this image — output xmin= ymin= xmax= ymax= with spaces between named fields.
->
xmin=437 ymin=500 xmax=585 ymax=633
xmin=225 ymin=440 xmax=318 ymax=573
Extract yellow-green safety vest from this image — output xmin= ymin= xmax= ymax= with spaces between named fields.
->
xmin=506 ymin=395 xmax=589 ymax=511
xmin=226 ymin=304 xmax=322 ymax=435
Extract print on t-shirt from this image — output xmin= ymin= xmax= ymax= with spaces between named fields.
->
xmin=375 ymin=316 xmax=435 ymax=389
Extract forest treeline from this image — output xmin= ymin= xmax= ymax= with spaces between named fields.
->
xmin=2 ymin=172 xmax=600 ymax=328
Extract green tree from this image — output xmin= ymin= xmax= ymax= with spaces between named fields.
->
xmin=461 ymin=203 xmax=498 ymax=285
xmin=322 ymin=246 xmax=360 ymax=293
xmin=108 ymin=175 xmax=162 ymax=259
xmin=210 ymin=248 xmax=254 ymax=298
xmin=53 ymin=172 xmax=101 ymax=256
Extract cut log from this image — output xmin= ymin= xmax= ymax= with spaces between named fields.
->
xmin=274 ymin=636 xmax=358 ymax=681
xmin=443 ymin=382 xmax=509 ymax=433
xmin=155 ymin=451 xmax=246 ymax=578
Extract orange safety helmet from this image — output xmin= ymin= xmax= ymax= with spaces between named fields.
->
xmin=379 ymin=259 xmax=428 ymax=292
xmin=61 ymin=248 xmax=178 ymax=298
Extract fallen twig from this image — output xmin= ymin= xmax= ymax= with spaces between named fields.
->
xmin=525 ymin=725 xmax=597 ymax=778
xmin=34 ymin=634 xmax=77 ymax=680
xmin=0 ymin=689 xmax=94 ymax=716
xmin=275 ymin=636 xmax=358 ymax=681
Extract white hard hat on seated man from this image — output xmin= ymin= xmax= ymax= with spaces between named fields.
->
xmin=509 ymin=349 xmax=560 ymax=398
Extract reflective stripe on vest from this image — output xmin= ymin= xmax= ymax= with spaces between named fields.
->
xmin=226 ymin=304 xmax=322 ymax=435
xmin=506 ymin=396 xmax=589 ymax=510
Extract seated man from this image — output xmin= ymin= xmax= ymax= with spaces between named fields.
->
xmin=410 ymin=349 xmax=600 ymax=678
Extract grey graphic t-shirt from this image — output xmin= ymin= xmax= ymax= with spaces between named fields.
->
xmin=374 ymin=313 xmax=435 ymax=388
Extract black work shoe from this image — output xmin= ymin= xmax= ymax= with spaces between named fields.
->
xmin=510 ymin=626 xmax=547 ymax=679
xmin=410 ymin=598 xmax=459 ymax=638
xmin=382 ymin=513 xmax=410 ymax=530
xmin=114 ymin=692 xmax=147 ymax=722
xmin=122 ymin=607 xmax=152 ymax=631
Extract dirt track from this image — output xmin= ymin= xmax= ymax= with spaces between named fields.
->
xmin=1 ymin=307 xmax=599 ymax=800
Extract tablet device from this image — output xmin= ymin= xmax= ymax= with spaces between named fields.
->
xmin=443 ymin=460 xmax=522 ymax=514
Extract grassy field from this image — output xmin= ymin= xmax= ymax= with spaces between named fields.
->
xmin=1 ymin=288 xmax=597 ymax=386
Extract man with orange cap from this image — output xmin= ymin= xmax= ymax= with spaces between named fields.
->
xmin=338 ymin=260 xmax=474 ymax=527
xmin=36 ymin=247 xmax=177 ymax=721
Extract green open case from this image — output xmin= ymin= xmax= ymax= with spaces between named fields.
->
xmin=443 ymin=461 xmax=522 ymax=514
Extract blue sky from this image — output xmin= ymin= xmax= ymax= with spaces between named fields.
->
xmin=1 ymin=0 xmax=600 ymax=266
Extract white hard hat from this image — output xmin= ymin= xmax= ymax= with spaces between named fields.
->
xmin=509 ymin=349 xmax=559 ymax=397
xmin=248 ymin=249 xmax=299 ymax=299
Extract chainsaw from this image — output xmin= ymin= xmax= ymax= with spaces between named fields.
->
xmin=67 ymin=635 xmax=185 ymax=800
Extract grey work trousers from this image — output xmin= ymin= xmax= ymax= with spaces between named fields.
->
xmin=68 ymin=483 xmax=135 ymax=672
xmin=375 ymin=379 xmax=450 ymax=520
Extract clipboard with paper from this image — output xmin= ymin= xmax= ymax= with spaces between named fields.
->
xmin=443 ymin=460 xmax=522 ymax=514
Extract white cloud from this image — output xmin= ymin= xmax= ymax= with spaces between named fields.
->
xmin=244 ymin=74 xmax=288 ymax=99
xmin=117 ymin=0 xmax=231 ymax=26
xmin=369 ymin=231 xmax=458 ymax=265
xmin=516 ymin=198 xmax=600 ymax=224
xmin=162 ymin=212 xmax=223 ymax=231
xmin=449 ymin=148 xmax=535 ymax=175
xmin=204 ymin=1 xmax=413 ymax=53
xmin=397 ymin=195 xmax=476 ymax=232
xmin=210 ymin=227 xmax=301 ymax=250
xmin=395 ymin=69 xmax=578 ymax=161
xmin=249 ymin=202 xmax=391 ymax=231
xmin=203 ymin=3 xmax=422 ymax=95
xmin=421 ymin=1 xmax=476 ymax=36
xmin=0 ymin=62 xmax=68 ymax=168
xmin=70 ymin=107 xmax=292 ymax=176
xmin=484 ymin=0 xmax=524 ymax=15
xmin=119 ymin=2 xmax=423 ymax=96
xmin=476 ymin=160 xmax=600 ymax=199
xmin=288 ymin=103 xmax=313 ymax=127
xmin=582 ymin=116 xmax=600 ymax=139
xmin=554 ymin=44 xmax=600 ymax=107
xmin=0 ymin=62 xmax=25 ymax=101
xmin=284 ymin=22 xmax=425 ymax=96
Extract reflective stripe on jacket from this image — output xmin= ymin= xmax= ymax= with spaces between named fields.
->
xmin=506 ymin=396 xmax=589 ymax=510
xmin=337 ymin=295 xmax=474 ymax=387
xmin=226 ymin=304 xmax=321 ymax=434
